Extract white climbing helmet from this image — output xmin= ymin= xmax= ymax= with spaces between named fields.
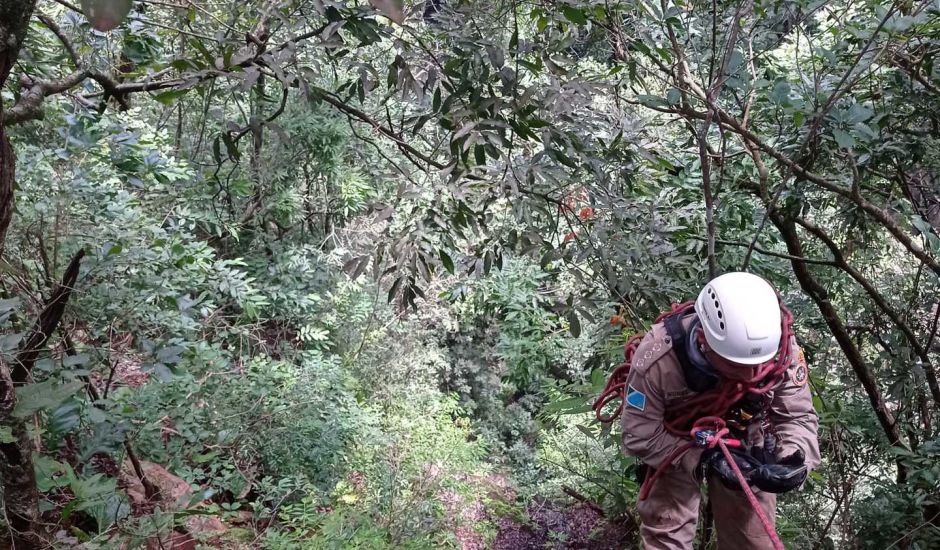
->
xmin=694 ymin=272 xmax=782 ymax=365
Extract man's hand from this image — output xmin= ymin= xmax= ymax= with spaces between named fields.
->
xmin=699 ymin=446 xmax=761 ymax=490
xmin=750 ymin=450 xmax=807 ymax=493
xmin=699 ymin=434 xmax=807 ymax=493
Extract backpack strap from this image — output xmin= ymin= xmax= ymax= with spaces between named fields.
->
xmin=663 ymin=312 xmax=718 ymax=393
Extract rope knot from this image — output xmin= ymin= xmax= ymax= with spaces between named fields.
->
xmin=691 ymin=417 xmax=729 ymax=448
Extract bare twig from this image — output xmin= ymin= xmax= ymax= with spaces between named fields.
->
xmin=314 ymin=88 xmax=445 ymax=169
xmin=689 ymin=235 xmax=836 ymax=266
xmin=232 ymin=87 xmax=289 ymax=142
xmin=37 ymin=13 xmax=79 ymax=66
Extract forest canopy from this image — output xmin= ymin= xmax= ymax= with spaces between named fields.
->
xmin=1 ymin=0 xmax=939 ymax=548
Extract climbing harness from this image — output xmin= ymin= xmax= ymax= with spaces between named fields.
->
xmin=592 ymin=300 xmax=795 ymax=549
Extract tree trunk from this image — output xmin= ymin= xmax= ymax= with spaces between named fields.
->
xmin=0 ymin=0 xmax=38 ymax=259
xmin=899 ymin=167 xmax=940 ymax=235
xmin=0 ymin=364 xmax=43 ymax=549
xmin=773 ymin=215 xmax=905 ymax=450
xmin=1 ymin=3 xmax=42 ymax=548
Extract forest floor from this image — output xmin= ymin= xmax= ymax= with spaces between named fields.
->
xmin=489 ymin=499 xmax=635 ymax=550
xmin=121 ymin=462 xmax=635 ymax=549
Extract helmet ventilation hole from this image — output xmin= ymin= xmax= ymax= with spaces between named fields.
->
xmin=719 ymin=322 xmax=725 ymax=330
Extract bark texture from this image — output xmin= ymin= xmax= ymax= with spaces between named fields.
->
xmin=0 ymin=3 xmax=40 ymax=547
xmin=0 ymin=0 xmax=38 ymax=258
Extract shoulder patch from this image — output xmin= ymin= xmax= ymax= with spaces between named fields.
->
xmin=626 ymin=385 xmax=647 ymax=411
xmin=790 ymin=348 xmax=808 ymax=386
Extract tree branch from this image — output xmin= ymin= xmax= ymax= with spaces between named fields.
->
xmin=4 ymin=18 xmax=330 ymax=125
xmin=4 ymin=71 xmax=89 ymax=124
xmin=772 ymin=214 xmax=904 ymax=450
xmin=659 ymin=103 xmax=940 ymax=279
xmin=689 ymin=234 xmax=837 ymax=266
xmin=13 ymin=248 xmax=85 ymax=383
xmin=314 ymin=88 xmax=445 ymax=170
xmin=794 ymin=216 xmax=940 ymax=410
xmin=37 ymin=13 xmax=78 ymax=66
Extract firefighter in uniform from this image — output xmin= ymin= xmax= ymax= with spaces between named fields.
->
xmin=620 ymin=272 xmax=820 ymax=550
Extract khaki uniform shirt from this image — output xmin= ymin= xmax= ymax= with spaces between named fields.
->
xmin=621 ymin=320 xmax=821 ymax=477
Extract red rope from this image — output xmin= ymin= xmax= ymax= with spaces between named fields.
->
xmin=594 ymin=299 xmax=795 ymax=547
xmin=594 ymin=302 xmax=693 ymax=423
xmin=594 ymin=300 xmax=794 ymax=433
xmin=691 ymin=419 xmax=785 ymax=550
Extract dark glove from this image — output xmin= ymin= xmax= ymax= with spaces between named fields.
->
xmin=699 ymin=446 xmax=761 ymax=491
xmin=750 ymin=449 xmax=808 ymax=494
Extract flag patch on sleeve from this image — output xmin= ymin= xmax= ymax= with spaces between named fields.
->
xmin=626 ymin=385 xmax=646 ymax=411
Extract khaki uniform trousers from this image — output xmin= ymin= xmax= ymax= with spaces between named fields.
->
xmin=637 ymin=466 xmax=777 ymax=550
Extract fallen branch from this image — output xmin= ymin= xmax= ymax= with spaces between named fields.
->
xmin=13 ymin=248 xmax=84 ymax=383
xmin=561 ymin=485 xmax=605 ymax=517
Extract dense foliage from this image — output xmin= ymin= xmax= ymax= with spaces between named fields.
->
xmin=1 ymin=0 xmax=940 ymax=548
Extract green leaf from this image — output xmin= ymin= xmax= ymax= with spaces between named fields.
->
xmin=576 ymin=424 xmax=595 ymax=440
xmin=561 ymin=6 xmax=588 ymax=25
xmin=152 ymin=89 xmax=190 ymax=106
xmin=49 ymin=400 xmax=81 ymax=435
xmin=212 ymin=136 xmax=222 ymax=165
xmin=0 ymin=426 xmax=15 ymax=444
xmin=439 ymin=250 xmax=455 ymax=274
xmin=33 ymin=454 xmax=72 ymax=492
xmin=343 ymin=256 xmax=370 ymax=280
xmin=591 ymin=368 xmax=605 ymax=389
xmin=0 ymin=297 xmax=19 ymax=324
xmin=14 ymin=381 xmax=83 ymax=418
xmin=771 ymin=80 xmax=791 ymax=104
xmin=567 ymin=311 xmax=581 ymax=338
xmin=221 ymin=132 xmax=240 ymax=161
xmin=70 ymin=473 xmax=118 ymax=512
xmin=544 ymin=396 xmax=587 ymax=413
xmin=666 ymin=88 xmax=681 ymax=105
xmin=388 ymin=277 xmax=403 ymax=304
xmin=193 ymin=451 xmax=220 ymax=464
xmin=637 ymin=94 xmax=668 ymax=108
xmin=63 ymin=353 xmax=90 ymax=367
xmin=832 ymin=129 xmax=855 ymax=150
xmin=1 ymin=331 xmax=25 ymax=352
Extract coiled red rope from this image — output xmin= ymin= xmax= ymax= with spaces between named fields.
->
xmin=594 ymin=302 xmax=694 ymax=424
xmin=593 ymin=299 xmax=794 ymax=548
xmin=593 ymin=300 xmax=794 ymax=433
